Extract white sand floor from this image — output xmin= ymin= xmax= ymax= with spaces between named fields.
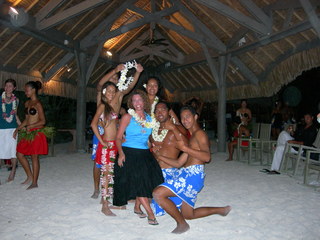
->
xmin=1 ymin=142 xmax=320 ymax=240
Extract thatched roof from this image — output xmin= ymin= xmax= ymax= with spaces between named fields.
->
xmin=0 ymin=0 xmax=320 ymax=102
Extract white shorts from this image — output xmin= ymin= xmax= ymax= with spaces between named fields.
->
xmin=0 ymin=128 xmax=17 ymax=159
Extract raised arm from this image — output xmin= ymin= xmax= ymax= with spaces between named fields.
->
xmin=120 ymin=63 xmax=144 ymax=95
xmin=96 ymin=64 xmax=125 ymax=105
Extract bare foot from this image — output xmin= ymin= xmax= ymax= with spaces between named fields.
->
xmin=171 ymin=222 xmax=190 ymax=234
xmin=220 ymin=206 xmax=232 ymax=216
xmin=109 ymin=205 xmax=126 ymax=210
xmin=21 ymin=177 xmax=32 ymax=185
xmin=91 ymin=190 xmax=99 ymax=199
xmin=26 ymin=183 xmax=38 ymax=190
xmin=101 ymin=204 xmax=116 ymax=216
xmin=7 ymin=172 xmax=16 ymax=182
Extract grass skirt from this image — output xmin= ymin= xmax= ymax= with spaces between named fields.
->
xmin=17 ymin=128 xmax=48 ymax=155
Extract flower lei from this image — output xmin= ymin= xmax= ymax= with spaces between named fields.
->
xmin=2 ymin=92 xmax=17 ymax=123
xmin=117 ymin=60 xmax=137 ymax=91
xmin=128 ymin=108 xmax=158 ymax=129
xmin=152 ymin=123 xmax=168 ymax=142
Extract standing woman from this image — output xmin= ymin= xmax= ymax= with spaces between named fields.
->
xmin=0 ymin=79 xmax=21 ymax=183
xmin=113 ymin=90 xmax=163 ymax=225
xmin=14 ymin=81 xmax=47 ymax=190
xmin=145 ymin=77 xmax=178 ymax=123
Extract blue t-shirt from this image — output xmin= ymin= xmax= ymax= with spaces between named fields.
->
xmin=0 ymin=100 xmax=18 ymax=129
xmin=122 ymin=114 xmax=152 ymax=149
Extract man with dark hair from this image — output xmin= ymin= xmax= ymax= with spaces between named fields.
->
xmin=150 ymin=102 xmax=187 ymax=216
xmin=289 ymin=113 xmax=317 ymax=147
xmin=153 ymin=105 xmax=231 ymax=234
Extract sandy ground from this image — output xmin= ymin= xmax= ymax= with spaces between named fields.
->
xmin=1 ymin=142 xmax=320 ymax=240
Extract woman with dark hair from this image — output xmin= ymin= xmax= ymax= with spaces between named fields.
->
xmin=91 ymin=63 xmax=143 ymax=199
xmin=113 ymin=89 xmax=163 ymax=225
xmin=14 ymin=81 xmax=47 ymax=190
xmin=236 ymin=99 xmax=252 ymax=126
xmin=0 ymin=79 xmax=21 ymax=183
xmin=144 ymin=76 xmax=178 ymax=123
xmin=90 ymin=82 xmax=121 ymax=216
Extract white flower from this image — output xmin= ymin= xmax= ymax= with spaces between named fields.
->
xmin=128 ymin=108 xmax=157 ymax=128
xmin=143 ymin=84 xmax=146 ymax=89
xmin=117 ymin=60 xmax=137 ymax=92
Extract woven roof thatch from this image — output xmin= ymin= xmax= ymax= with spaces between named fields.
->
xmin=0 ymin=0 xmax=320 ymax=102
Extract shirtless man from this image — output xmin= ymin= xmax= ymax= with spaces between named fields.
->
xmin=149 ymin=102 xmax=187 ymax=216
xmin=153 ymin=105 xmax=231 ymax=234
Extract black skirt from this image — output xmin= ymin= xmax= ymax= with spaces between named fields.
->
xmin=113 ymin=147 xmax=164 ymax=206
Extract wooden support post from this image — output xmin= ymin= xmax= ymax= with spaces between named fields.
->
xmin=217 ymin=55 xmax=230 ymax=152
xmin=75 ymin=51 xmax=87 ymax=152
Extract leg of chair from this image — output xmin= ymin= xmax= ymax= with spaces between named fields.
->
xmin=293 ymin=148 xmax=302 ymax=176
xmin=303 ymin=162 xmax=309 ymax=185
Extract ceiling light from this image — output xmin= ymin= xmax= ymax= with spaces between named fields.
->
xmin=9 ymin=7 xmax=18 ymax=15
xmin=106 ymin=51 xmax=112 ymax=56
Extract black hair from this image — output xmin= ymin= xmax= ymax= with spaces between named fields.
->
xmin=144 ymin=76 xmax=167 ymax=101
xmin=155 ymin=101 xmax=170 ymax=113
xmin=101 ymin=82 xmax=116 ymax=120
xmin=304 ymin=112 xmax=314 ymax=118
xmin=25 ymin=81 xmax=42 ymax=94
xmin=5 ymin=78 xmax=16 ymax=88
xmin=180 ymin=105 xmax=197 ymax=116
xmin=240 ymin=99 xmax=247 ymax=104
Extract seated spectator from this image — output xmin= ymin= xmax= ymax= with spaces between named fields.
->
xmin=289 ymin=113 xmax=317 ymax=147
xmin=262 ymin=113 xmax=318 ymax=174
xmin=226 ymin=116 xmax=250 ymax=161
xmin=261 ymin=125 xmax=294 ymax=174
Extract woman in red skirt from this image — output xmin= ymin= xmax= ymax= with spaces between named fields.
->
xmin=14 ymin=81 xmax=47 ymax=190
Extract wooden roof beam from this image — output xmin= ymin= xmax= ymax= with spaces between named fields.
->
xmin=231 ymin=57 xmax=259 ymax=85
xmin=239 ymin=0 xmax=272 ymax=30
xmin=258 ymin=38 xmax=320 ymax=81
xmin=97 ymin=5 xmax=179 ymax=45
xmin=194 ymin=0 xmax=271 ymax=35
xmin=299 ymin=0 xmax=320 ymax=39
xmin=35 ymin=0 xmax=67 ymax=21
xmin=226 ymin=15 xmax=319 ymax=56
xmin=44 ymin=53 xmax=74 ymax=81
xmin=80 ymin=0 xmax=137 ymax=49
xmin=37 ymin=0 xmax=111 ymax=30
xmin=173 ymin=0 xmax=226 ymax=52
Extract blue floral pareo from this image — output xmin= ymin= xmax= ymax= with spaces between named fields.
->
xmin=161 ymin=165 xmax=205 ymax=208
xmin=151 ymin=168 xmax=183 ymax=216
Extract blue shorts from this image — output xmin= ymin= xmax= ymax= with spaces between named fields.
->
xmin=151 ymin=168 xmax=183 ymax=216
xmin=160 ymin=165 xmax=205 ymax=208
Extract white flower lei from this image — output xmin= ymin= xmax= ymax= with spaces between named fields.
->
xmin=152 ymin=123 xmax=168 ymax=142
xmin=2 ymin=92 xmax=17 ymax=123
xmin=128 ymin=108 xmax=158 ymax=129
xmin=117 ymin=60 xmax=137 ymax=91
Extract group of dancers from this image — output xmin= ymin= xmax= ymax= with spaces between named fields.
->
xmin=90 ymin=62 xmax=231 ymax=234
xmin=0 ymin=79 xmax=48 ymax=189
